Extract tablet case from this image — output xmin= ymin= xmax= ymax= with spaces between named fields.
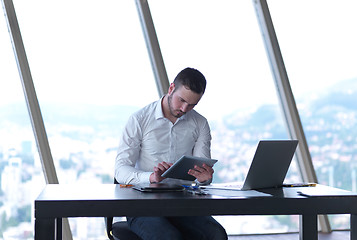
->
xmin=132 ymin=183 xmax=185 ymax=192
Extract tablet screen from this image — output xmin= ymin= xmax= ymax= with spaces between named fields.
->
xmin=162 ymin=155 xmax=218 ymax=181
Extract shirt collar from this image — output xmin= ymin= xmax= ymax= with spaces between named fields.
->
xmin=154 ymin=96 xmax=165 ymax=120
xmin=154 ymin=96 xmax=187 ymax=121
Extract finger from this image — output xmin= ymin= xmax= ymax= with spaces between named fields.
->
xmin=192 ymin=166 xmax=214 ymax=179
xmin=189 ymin=167 xmax=206 ymax=175
xmin=157 ymin=162 xmax=167 ymax=172
xmin=188 ymin=169 xmax=212 ymax=182
xmin=201 ymin=163 xmax=211 ymax=171
xmin=153 ymin=166 xmax=161 ymax=174
xmin=154 ymin=165 xmax=166 ymax=175
xmin=201 ymin=164 xmax=214 ymax=174
xmin=192 ymin=165 xmax=205 ymax=173
xmin=161 ymin=161 xmax=171 ymax=169
xmin=193 ymin=165 xmax=205 ymax=173
xmin=188 ymin=169 xmax=199 ymax=177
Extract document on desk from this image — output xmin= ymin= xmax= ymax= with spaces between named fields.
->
xmin=200 ymin=182 xmax=272 ymax=197
xmin=200 ymin=182 xmax=243 ymax=190
xmin=200 ymin=182 xmax=246 ymax=191
xmin=297 ymin=185 xmax=357 ymax=197
xmin=204 ymin=188 xmax=271 ymax=198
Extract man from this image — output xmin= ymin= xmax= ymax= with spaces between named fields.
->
xmin=115 ymin=67 xmax=227 ymax=240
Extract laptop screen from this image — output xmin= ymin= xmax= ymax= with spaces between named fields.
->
xmin=241 ymin=140 xmax=298 ymax=190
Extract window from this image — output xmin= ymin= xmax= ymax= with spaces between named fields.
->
xmin=0 ymin=10 xmax=44 ymax=239
xmin=10 ymin=0 xmax=158 ymax=238
xmin=268 ymin=0 xmax=357 ymax=230
xmin=149 ymin=0 xmax=301 ymax=234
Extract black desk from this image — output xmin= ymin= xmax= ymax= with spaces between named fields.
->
xmin=34 ymin=184 xmax=357 ymax=240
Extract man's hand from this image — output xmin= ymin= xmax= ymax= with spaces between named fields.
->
xmin=150 ymin=161 xmax=173 ymax=183
xmin=188 ymin=163 xmax=214 ymax=183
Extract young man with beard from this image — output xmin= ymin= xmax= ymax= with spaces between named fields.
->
xmin=115 ymin=67 xmax=227 ymax=240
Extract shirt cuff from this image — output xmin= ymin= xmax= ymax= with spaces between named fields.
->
xmin=139 ymin=172 xmax=152 ymax=184
xmin=195 ymin=178 xmax=211 ymax=186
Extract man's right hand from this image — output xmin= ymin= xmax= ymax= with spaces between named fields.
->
xmin=150 ymin=161 xmax=173 ymax=183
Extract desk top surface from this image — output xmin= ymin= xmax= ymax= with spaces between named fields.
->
xmin=36 ymin=184 xmax=357 ymax=201
xmin=34 ymin=184 xmax=357 ymax=218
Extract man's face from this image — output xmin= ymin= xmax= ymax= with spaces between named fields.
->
xmin=167 ymin=83 xmax=203 ymax=119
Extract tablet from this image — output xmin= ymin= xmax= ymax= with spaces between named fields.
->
xmin=132 ymin=183 xmax=185 ymax=192
xmin=162 ymin=155 xmax=218 ymax=181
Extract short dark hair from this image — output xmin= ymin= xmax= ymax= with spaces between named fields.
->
xmin=173 ymin=67 xmax=206 ymax=94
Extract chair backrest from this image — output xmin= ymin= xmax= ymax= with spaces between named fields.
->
xmin=105 ymin=216 xmax=114 ymax=240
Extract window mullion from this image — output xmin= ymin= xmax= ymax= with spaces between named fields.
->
xmin=2 ymin=0 xmax=73 ymax=238
xmin=253 ymin=0 xmax=331 ymax=233
xmin=135 ymin=0 xmax=169 ymax=97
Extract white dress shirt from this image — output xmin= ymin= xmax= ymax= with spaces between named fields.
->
xmin=115 ymin=97 xmax=211 ymax=185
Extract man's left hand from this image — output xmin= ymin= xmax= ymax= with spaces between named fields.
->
xmin=188 ymin=163 xmax=214 ymax=183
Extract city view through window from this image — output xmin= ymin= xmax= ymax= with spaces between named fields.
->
xmin=268 ymin=0 xmax=357 ymax=229
xmin=1 ymin=0 xmax=356 ymax=239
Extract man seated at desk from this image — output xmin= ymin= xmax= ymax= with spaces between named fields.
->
xmin=115 ymin=67 xmax=227 ymax=240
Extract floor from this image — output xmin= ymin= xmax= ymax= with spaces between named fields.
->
xmin=228 ymin=231 xmax=350 ymax=239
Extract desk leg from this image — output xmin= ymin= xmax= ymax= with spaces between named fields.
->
xmin=35 ymin=218 xmax=55 ymax=240
xmin=352 ymin=214 xmax=357 ymax=240
xmin=56 ymin=218 xmax=62 ymax=239
xmin=299 ymin=214 xmax=318 ymax=240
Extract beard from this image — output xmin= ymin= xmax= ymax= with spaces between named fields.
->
xmin=168 ymin=94 xmax=185 ymax=118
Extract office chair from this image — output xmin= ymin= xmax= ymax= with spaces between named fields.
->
xmin=105 ymin=179 xmax=141 ymax=240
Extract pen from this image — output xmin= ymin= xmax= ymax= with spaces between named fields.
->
xmin=297 ymin=191 xmax=311 ymax=197
xmin=182 ymin=185 xmax=199 ymax=190
xmin=120 ymin=184 xmax=133 ymax=188
xmin=283 ymin=183 xmax=316 ymax=187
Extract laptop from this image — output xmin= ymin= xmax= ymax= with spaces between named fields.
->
xmin=203 ymin=140 xmax=298 ymax=191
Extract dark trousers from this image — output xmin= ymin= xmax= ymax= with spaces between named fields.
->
xmin=127 ymin=216 xmax=228 ymax=240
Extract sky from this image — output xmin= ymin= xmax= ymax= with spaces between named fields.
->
xmin=1 ymin=0 xmax=356 ymax=120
